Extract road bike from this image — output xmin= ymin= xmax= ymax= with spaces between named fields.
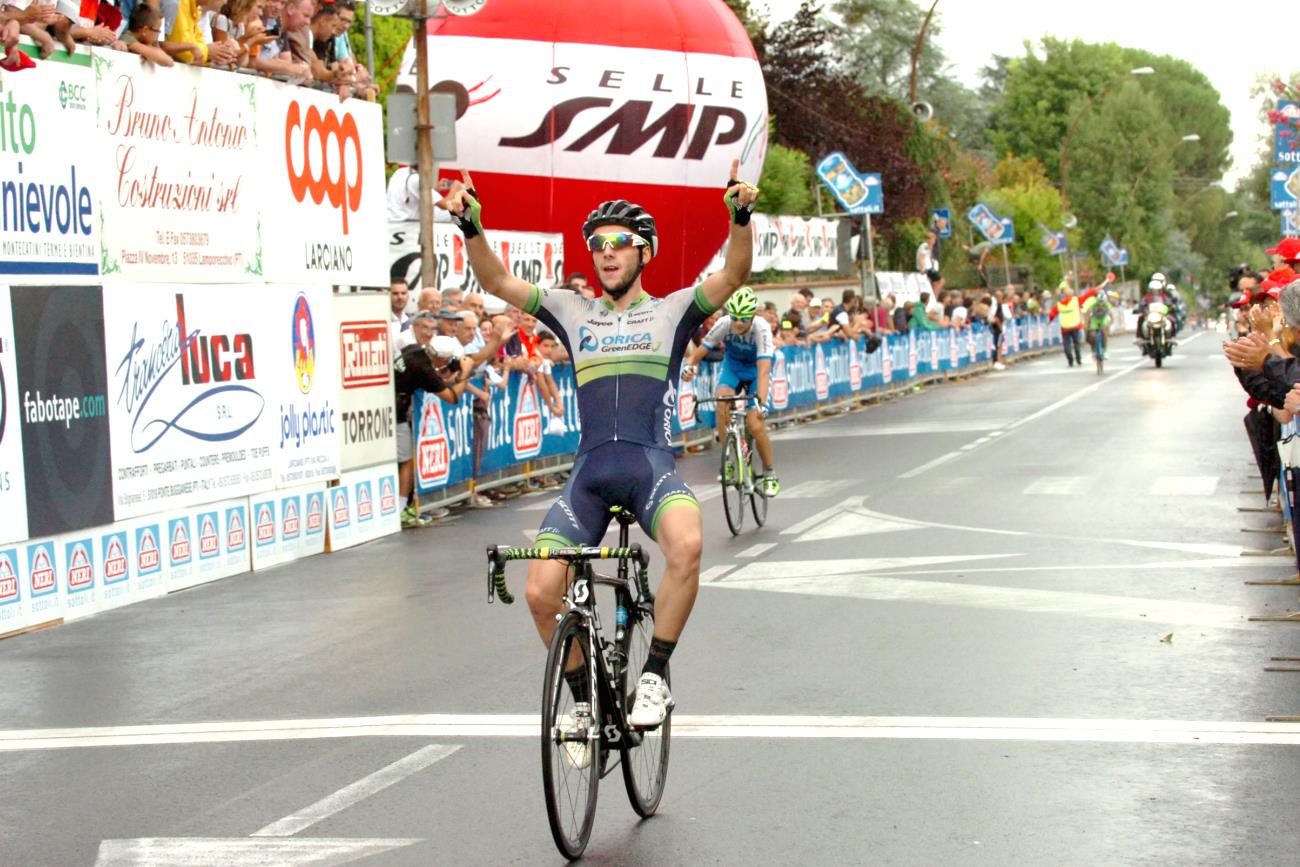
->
xmin=704 ymin=394 xmax=768 ymax=535
xmin=1090 ymin=324 xmax=1105 ymax=375
xmin=486 ymin=507 xmax=670 ymax=860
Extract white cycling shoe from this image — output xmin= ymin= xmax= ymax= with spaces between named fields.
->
xmin=560 ymin=703 xmax=594 ymax=770
xmin=628 ymin=673 xmax=674 ymax=728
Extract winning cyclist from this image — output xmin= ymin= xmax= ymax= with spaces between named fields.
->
xmin=1081 ymin=274 xmax=1116 ymax=360
xmin=438 ymin=162 xmax=757 ymax=736
xmin=681 ymin=286 xmax=779 ymax=497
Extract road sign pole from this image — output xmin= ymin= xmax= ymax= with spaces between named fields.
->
xmin=865 ymin=214 xmax=877 ymax=297
xmin=1000 ymin=243 xmax=1011 ymax=289
xmin=1119 ymin=263 xmax=1126 ymax=284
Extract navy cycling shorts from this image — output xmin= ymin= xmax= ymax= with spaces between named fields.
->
xmin=536 ymin=441 xmax=698 ymax=547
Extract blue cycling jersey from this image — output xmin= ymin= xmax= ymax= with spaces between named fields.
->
xmin=701 ymin=315 xmax=774 ymax=368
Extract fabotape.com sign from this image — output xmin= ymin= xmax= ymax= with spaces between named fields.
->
xmin=258 ymin=83 xmax=387 ymax=286
xmin=334 ymin=293 xmax=395 ymax=471
xmin=103 ymin=284 xmax=277 ymax=518
xmin=0 ymin=59 xmax=99 ymax=282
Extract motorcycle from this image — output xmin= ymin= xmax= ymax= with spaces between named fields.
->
xmin=1141 ymin=305 xmax=1175 ymax=367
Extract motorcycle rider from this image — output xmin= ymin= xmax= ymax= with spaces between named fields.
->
xmin=1136 ymin=274 xmax=1169 ymax=342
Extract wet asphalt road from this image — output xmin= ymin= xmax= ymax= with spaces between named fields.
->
xmin=2 ymin=330 xmax=1299 ymax=866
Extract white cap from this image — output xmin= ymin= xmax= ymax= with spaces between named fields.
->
xmin=430 ymin=335 xmax=464 ymax=359
xmin=481 ymin=293 xmax=508 ymax=316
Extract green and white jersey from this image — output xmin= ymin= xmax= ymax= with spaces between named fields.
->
xmin=522 ymin=284 xmax=716 ymax=455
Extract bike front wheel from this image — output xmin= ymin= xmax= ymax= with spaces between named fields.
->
xmin=721 ymin=433 xmax=744 ymax=535
xmin=620 ymin=600 xmax=671 ymax=817
xmin=541 ymin=611 xmax=602 ymax=860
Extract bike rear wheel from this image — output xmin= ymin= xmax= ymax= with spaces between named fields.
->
xmin=721 ymin=433 xmax=744 ymax=535
xmin=748 ymin=435 xmax=768 ymax=527
xmin=620 ymin=600 xmax=671 ymax=817
xmin=541 ymin=611 xmax=602 ymax=860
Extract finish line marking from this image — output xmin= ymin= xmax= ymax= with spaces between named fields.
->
xmin=3 ymin=715 xmax=1298 ymax=750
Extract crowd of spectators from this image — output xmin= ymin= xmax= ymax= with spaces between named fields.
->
xmin=1 ymin=0 xmax=374 ymax=98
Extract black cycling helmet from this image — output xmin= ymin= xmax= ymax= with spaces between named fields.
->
xmin=583 ymin=200 xmax=658 ymax=256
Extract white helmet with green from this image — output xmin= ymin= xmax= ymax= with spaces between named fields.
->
xmin=724 ymin=286 xmax=758 ymax=319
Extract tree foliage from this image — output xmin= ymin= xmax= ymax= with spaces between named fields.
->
xmin=756 ymin=143 xmax=816 ymax=216
xmin=982 ymin=156 xmax=1066 ymax=287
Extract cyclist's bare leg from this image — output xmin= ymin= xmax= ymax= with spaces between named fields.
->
xmin=650 ymin=505 xmax=702 ymax=641
xmin=745 ymin=409 xmax=773 ymax=472
xmin=715 ymin=385 xmax=735 ymax=444
xmin=526 ymin=559 xmax=581 ymax=664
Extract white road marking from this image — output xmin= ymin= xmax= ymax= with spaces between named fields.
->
xmin=252 ymin=745 xmax=460 ymax=837
xmin=736 ymin=543 xmax=777 ymax=558
xmin=19 ymin=716 xmax=1300 ymax=751
xmin=1151 ymin=475 xmax=1219 ymax=496
xmin=897 ymin=451 xmax=964 ymax=479
xmin=779 ymin=479 xmax=858 ymax=499
xmin=772 ymin=419 xmax=1012 ymax=440
xmin=699 ymin=564 xmax=736 ymax=583
xmin=709 ymin=566 xmax=1250 ymax=629
xmin=855 ymin=556 xmax=1257 ymax=577
xmin=716 ymin=555 xmax=1016 ymax=579
xmin=785 ymin=496 xmax=925 ymax=540
xmin=93 ymin=838 xmax=420 ymax=866
xmin=1022 ymin=476 xmax=1092 ymax=495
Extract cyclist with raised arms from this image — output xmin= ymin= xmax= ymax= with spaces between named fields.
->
xmin=438 ymin=162 xmax=757 ymax=734
xmin=681 ymin=286 xmax=779 ymax=497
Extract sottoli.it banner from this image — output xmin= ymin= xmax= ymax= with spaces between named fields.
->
xmin=334 ymin=293 xmax=396 ymax=471
xmin=258 ymin=83 xmax=388 ymax=287
xmin=94 ymin=53 xmax=260 ymax=282
xmin=0 ymin=56 xmax=99 ymax=282
xmin=102 ymin=284 xmax=278 ymax=519
xmin=389 ymin=222 xmax=564 ymax=293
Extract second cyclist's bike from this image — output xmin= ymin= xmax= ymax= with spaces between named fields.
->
xmin=486 ymin=507 xmax=671 ymax=860
xmin=705 ymin=394 xmax=768 ymax=535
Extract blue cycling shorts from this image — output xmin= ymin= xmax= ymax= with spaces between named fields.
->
xmin=717 ymin=360 xmax=758 ymax=395
xmin=536 ymin=441 xmax=698 ymax=546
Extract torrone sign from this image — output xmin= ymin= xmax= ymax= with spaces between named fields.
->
xmin=399 ymin=0 xmax=768 ymax=295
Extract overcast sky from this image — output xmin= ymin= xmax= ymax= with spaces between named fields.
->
xmin=757 ymin=0 xmax=1283 ymax=186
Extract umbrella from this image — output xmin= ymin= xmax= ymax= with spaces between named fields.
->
xmin=1244 ymin=408 xmax=1281 ymax=502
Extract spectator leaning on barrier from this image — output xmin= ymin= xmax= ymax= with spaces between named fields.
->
xmin=910 ymin=293 xmax=940 ymax=331
xmin=1225 ymin=278 xmax=1300 ymax=409
xmin=3 ymin=1 xmax=60 ymax=65
xmin=121 ymin=4 xmax=176 ymax=65
xmin=874 ymin=294 xmax=896 ymax=335
xmin=394 ymin=317 xmax=470 ymax=526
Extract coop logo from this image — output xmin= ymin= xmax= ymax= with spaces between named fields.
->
xmin=135 ymin=526 xmax=161 ymax=574
xmin=27 ymin=543 xmax=55 ymax=596
xmin=114 ymin=294 xmax=262 ymax=454
xmin=379 ymin=477 xmax=397 ymax=515
xmin=356 ymin=482 xmax=373 ymax=522
xmin=255 ymin=504 xmax=275 ymax=547
xmin=513 ymin=378 xmax=542 ymax=460
xmin=305 ymin=493 xmax=324 ymax=533
xmin=0 ymin=550 xmax=18 ymax=603
xmin=226 ymin=508 xmax=247 ymax=551
xmin=169 ymin=518 xmax=192 ymax=565
xmin=332 ymin=487 xmax=351 ymax=528
xmin=285 ymin=100 xmax=363 ymax=234
xmin=102 ymin=533 xmax=128 ymax=583
xmin=281 ymin=498 xmax=301 ymax=539
xmin=340 ymin=321 xmax=389 ymax=388
xmin=66 ymin=541 xmax=93 ymax=591
xmin=198 ymin=514 xmax=220 ymax=558
xmin=416 ymin=397 xmax=450 ymax=488
xmin=291 ymin=294 xmax=316 ymax=394
xmin=58 ymin=80 xmax=88 ymax=110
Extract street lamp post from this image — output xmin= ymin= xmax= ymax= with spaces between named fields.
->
xmin=1059 ymin=66 xmax=1155 ymax=211
xmin=1129 ymin=133 xmax=1200 ymax=195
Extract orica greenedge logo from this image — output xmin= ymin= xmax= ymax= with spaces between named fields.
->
xmin=58 ymin=81 xmax=88 ymax=111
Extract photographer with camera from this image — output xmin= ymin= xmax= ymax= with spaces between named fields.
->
xmin=394 ymin=312 xmax=472 ymax=527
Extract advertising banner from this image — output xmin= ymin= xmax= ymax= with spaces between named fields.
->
xmin=174 ymin=497 xmax=252 ymax=592
xmin=389 ymin=222 xmax=564 ymax=292
xmin=0 ymin=287 xmax=29 ymax=545
xmin=103 ymin=284 xmax=277 ymax=519
xmin=10 ymin=285 xmax=115 ymax=536
xmin=257 ymin=82 xmax=388 ymax=286
xmin=94 ymin=53 xmax=259 ymax=281
xmin=22 ymin=535 xmax=62 ymax=629
xmin=698 ymin=214 xmax=840 ymax=277
xmin=272 ymin=287 xmax=341 ymax=487
xmin=334 ymin=293 xmax=396 ymax=471
xmin=0 ymin=57 xmax=99 ymax=282
xmin=251 ymin=481 xmax=327 ymax=570
xmin=327 ymin=463 xmax=399 ymax=550
xmin=61 ymin=529 xmax=99 ymax=621
xmin=129 ymin=515 xmax=169 ymax=602
xmin=0 ymin=544 xmax=23 ymax=634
